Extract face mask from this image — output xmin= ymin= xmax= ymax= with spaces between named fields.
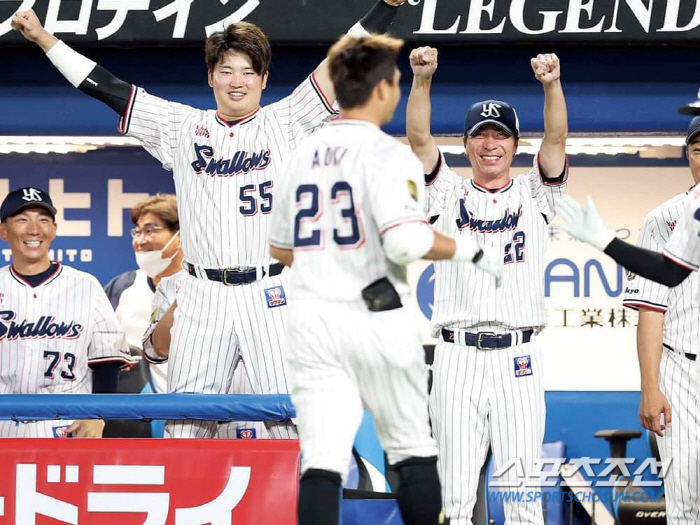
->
xmin=135 ymin=231 xmax=179 ymax=278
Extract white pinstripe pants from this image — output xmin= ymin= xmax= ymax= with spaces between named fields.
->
xmin=286 ymin=298 xmax=437 ymax=480
xmin=430 ymin=339 xmax=546 ymax=525
xmin=658 ymin=348 xmax=700 ymax=524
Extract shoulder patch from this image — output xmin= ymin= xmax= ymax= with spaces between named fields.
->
xmin=407 ymin=180 xmax=418 ymax=201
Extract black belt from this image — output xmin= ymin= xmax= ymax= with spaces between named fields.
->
xmin=186 ymin=262 xmax=284 ymax=286
xmin=441 ymin=328 xmax=533 ymax=350
xmin=663 ymin=343 xmax=696 ymax=361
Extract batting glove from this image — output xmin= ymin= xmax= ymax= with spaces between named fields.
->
xmin=555 ymin=195 xmax=615 ymax=251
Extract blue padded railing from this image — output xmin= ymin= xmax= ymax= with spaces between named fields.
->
xmin=0 ymin=394 xmax=295 ymax=422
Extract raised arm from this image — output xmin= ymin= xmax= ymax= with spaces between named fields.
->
xmin=406 ymin=46 xmax=440 ymax=174
xmin=12 ymin=9 xmax=132 ymax=116
xmin=531 ymin=54 xmax=568 ymax=178
xmin=313 ymin=0 xmax=407 ymax=105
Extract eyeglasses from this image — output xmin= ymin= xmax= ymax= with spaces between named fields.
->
xmin=130 ymin=225 xmax=166 ymax=239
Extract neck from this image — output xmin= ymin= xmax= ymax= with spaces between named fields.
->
xmin=217 ymin=106 xmax=258 ymax=122
xmin=13 ymin=257 xmax=52 ymax=276
xmin=473 ymin=172 xmax=511 ymax=190
xmin=154 ymin=250 xmax=184 ymax=285
xmin=339 ymin=108 xmax=383 ymax=127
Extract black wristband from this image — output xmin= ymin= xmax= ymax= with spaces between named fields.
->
xmin=472 ymin=249 xmax=484 ymax=264
xmin=603 ymin=237 xmax=691 ymax=287
xmin=360 ymin=0 xmax=401 ymax=33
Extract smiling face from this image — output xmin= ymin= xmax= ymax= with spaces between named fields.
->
xmin=0 ymin=206 xmax=56 ymax=271
xmin=464 ymin=124 xmax=517 ymax=183
xmin=131 ymin=212 xmax=180 ymax=258
xmin=688 ymin=136 xmax=700 ymax=185
xmin=208 ymin=50 xmax=268 ymax=120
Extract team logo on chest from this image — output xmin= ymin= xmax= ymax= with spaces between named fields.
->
xmin=456 ymin=201 xmax=523 ymax=233
xmin=0 ymin=310 xmax=83 ymax=341
xmin=191 ymin=143 xmax=271 ymax=176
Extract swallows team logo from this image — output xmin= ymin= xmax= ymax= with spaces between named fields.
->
xmin=191 ymin=143 xmax=271 ymax=176
xmin=456 ymin=202 xmax=523 ymax=233
xmin=0 ymin=310 xmax=83 ymax=341
xmin=264 ymin=286 xmax=287 ymax=308
xmin=514 ymin=355 xmax=533 ymax=377
xmin=667 ymin=220 xmax=677 ymax=232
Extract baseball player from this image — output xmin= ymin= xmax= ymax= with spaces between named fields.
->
xmin=0 ymin=187 xmax=131 ymax=438
xmin=559 ymin=118 xmax=700 ymax=523
xmin=270 ymin=34 xmax=501 ymax=525
xmin=12 ymin=0 xmax=408 ymax=439
xmin=406 ymin=48 xmax=569 ymax=525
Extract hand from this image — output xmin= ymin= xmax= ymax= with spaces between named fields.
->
xmin=11 ymin=10 xmax=47 ymax=42
xmin=555 ymin=195 xmax=615 ymax=251
xmin=531 ymin=53 xmax=560 ymax=85
xmin=409 ymin=47 xmax=438 ymax=80
xmin=67 ymin=419 xmax=105 ymax=438
xmin=475 ymin=249 xmax=503 ymax=287
xmin=383 ymin=0 xmax=408 ymax=6
xmin=639 ymin=388 xmax=672 ymax=437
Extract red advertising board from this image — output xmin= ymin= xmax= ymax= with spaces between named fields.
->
xmin=0 ymin=438 xmax=299 ymax=524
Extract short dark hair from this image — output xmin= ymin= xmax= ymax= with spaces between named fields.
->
xmin=328 ymin=34 xmax=403 ymax=110
xmin=205 ymin=22 xmax=272 ymax=75
xmin=130 ymin=194 xmax=179 ymax=232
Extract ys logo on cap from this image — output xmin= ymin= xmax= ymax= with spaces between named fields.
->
xmin=22 ymin=188 xmax=43 ymax=202
xmin=480 ymin=103 xmax=502 ymax=118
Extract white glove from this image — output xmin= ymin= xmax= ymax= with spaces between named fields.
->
xmin=453 ymin=236 xmax=503 ymax=286
xmin=555 ymin=195 xmax=616 ymax=251
xmin=475 ymin=248 xmax=503 ymax=287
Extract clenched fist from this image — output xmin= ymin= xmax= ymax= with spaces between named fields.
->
xmin=11 ymin=9 xmax=57 ymax=51
xmin=531 ymin=53 xmax=560 ymax=85
xmin=409 ymin=46 xmax=438 ymax=80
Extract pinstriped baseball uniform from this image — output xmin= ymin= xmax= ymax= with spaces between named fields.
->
xmin=623 ymin=188 xmax=700 ymax=524
xmin=142 ymin=270 xmax=269 ymax=439
xmin=0 ymin=263 xmax=131 ymax=437
xmin=664 ymin=186 xmax=700 ymax=271
xmin=119 ymin=74 xmax=335 ymax=438
xmin=269 ymin=120 xmax=437 ymax=477
xmin=427 ymin=153 xmax=567 ymax=525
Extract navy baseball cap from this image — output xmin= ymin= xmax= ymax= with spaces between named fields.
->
xmin=686 ymin=116 xmax=700 ymax=145
xmin=0 ymin=187 xmax=57 ymax=222
xmin=464 ymin=99 xmax=520 ymax=139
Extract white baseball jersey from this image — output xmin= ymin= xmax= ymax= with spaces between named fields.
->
xmin=664 ymin=185 xmax=700 ymax=273
xmin=426 ymin=152 xmax=567 ymax=525
xmin=270 ymin=120 xmax=427 ymax=302
xmin=0 ymin=263 xmax=131 ymax=437
xmin=118 ymin=72 xmax=333 ymax=439
xmin=270 ymin=119 xmax=437 ymax=478
xmin=623 ymin=189 xmax=700 ymax=356
xmin=119 ymin=74 xmax=335 ymax=268
xmin=623 ymin=188 xmax=700 ymax=524
xmin=427 ymin=153 xmax=568 ymax=334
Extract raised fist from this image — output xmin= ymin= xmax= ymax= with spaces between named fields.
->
xmin=11 ymin=9 xmax=47 ymax=43
xmin=409 ymin=46 xmax=438 ymax=79
xmin=531 ymin=53 xmax=560 ymax=85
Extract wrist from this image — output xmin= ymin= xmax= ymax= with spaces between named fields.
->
xmin=451 ymin=236 xmax=480 ymax=262
xmin=591 ymin=228 xmax=616 ymax=251
xmin=412 ymin=76 xmax=433 ymax=89
xmin=37 ymin=32 xmax=59 ymax=53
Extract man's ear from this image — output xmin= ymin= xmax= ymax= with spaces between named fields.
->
xmin=207 ymin=69 xmax=214 ymax=89
xmin=262 ymin=71 xmax=269 ymax=90
xmin=0 ymin=223 xmax=7 ymax=242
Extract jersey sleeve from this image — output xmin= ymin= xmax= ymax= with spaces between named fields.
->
xmin=622 ymin=214 xmax=670 ymax=312
xmin=527 ymin=153 xmax=569 ymax=222
xmin=268 ymin=157 xmax=295 ymax=250
xmin=87 ymin=278 xmax=132 ymax=367
xmin=424 ymin=152 xmax=461 ymax=218
xmin=142 ymin=285 xmax=174 ymax=364
xmin=663 ymin=191 xmax=700 ymax=271
xmin=118 ymin=86 xmax=196 ymax=171
xmin=267 ymin=74 xmax=337 ymax=148
xmin=370 ymin=146 xmax=428 ymax=235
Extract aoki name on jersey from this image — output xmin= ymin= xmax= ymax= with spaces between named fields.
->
xmin=0 ymin=310 xmax=83 ymax=341
xmin=191 ymin=143 xmax=271 ymax=176
xmin=457 ymin=202 xmax=523 ymax=233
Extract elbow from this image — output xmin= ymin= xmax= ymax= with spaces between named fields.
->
xmin=383 ymin=223 xmax=434 ymax=266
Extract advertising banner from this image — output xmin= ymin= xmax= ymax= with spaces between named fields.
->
xmin=1 ymin=0 xmax=699 ymax=45
xmin=0 ymin=438 xmax=300 ymax=524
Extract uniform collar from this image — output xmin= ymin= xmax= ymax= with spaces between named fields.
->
xmin=215 ymin=107 xmax=261 ymax=128
xmin=10 ymin=261 xmax=62 ymax=288
xmin=470 ymin=178 xmax=513 ymax=194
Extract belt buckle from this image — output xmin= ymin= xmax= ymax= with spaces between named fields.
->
xmin=476 ymin=332 xmax=496 ymax=350
xmin=222 ymin=268 xmax=246 ymax=286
